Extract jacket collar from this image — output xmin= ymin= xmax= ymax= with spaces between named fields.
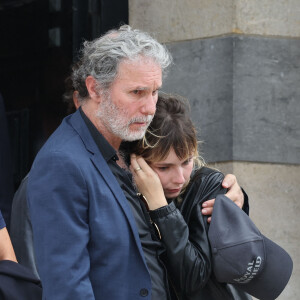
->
xmin=68 ymin=110 xmax=147 ymax=265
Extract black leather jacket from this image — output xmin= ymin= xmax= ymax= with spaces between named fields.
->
xmin=150 ymin=167 xmax=251 ymax=300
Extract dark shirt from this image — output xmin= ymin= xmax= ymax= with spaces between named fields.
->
xmin=80 ymin=108 xmax=168 ymax=300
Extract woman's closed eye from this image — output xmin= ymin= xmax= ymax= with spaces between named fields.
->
xmin=157 ymin=166 xmax=169 ymax=171
xmin=182 ymin=157 xmax=193 ymax=166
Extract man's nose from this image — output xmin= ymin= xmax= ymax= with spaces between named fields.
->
xmin=141 ymin=94 xmax=157 ymax=115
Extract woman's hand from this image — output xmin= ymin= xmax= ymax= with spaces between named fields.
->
xmin=202 ymin=174 xmax=244 ymax=222
xmin=130 ymin=154 xmax=168 ymax=210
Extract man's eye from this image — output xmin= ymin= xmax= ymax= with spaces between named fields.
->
xmin=152 ymin=90 xmax=158 ymax=96
xmin=132 ymin=90 xmax=143 ymax=95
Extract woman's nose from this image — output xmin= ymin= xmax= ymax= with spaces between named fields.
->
xmin=172 ymin=168 xmax=185 ymax=185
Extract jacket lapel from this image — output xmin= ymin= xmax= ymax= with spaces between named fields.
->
xmin=68 ymin=111 xmax=146 ymax=262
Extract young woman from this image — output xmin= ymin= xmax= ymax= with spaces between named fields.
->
xmin=129 ymin=93 xmax=250 ymax=299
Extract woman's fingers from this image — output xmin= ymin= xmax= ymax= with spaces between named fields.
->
xmin=130 ymin=154 xmax=168 ymax=210
xmin=130 ymin=154 xmax=143 ymax=174
xmin=135 ymin=156 xmax=153 ymax=173
xmin=131 ymin=155 xmax=157 ymax=178
xmin=130 ymin=154 xmax=138 ymax=169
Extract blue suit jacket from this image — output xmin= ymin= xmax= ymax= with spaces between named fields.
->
xmin=27 ymin=110 xmax=151 ymax=299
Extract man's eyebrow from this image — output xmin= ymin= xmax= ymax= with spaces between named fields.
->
xmin=134 ymin=87 xmax=149 ymax=91
xmin=131 ymin=86 xmax=162 ymax=91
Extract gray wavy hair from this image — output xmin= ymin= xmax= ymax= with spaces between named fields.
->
xmin=72 ymin=25 xmax=172 ymax=103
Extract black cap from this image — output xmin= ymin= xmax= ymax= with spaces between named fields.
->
xmin=208 ymin=195 xmax=293 ymax=300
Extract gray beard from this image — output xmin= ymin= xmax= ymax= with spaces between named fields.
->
xmin=96 ymin=94 xmax=153 ymax=141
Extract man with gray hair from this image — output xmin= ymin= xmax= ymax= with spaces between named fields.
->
xmin=27 ymin=25 xmax=244 ymax=299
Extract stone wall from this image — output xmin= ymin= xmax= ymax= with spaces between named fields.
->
xmin=129 ymin=1 xmax=300 ymax=299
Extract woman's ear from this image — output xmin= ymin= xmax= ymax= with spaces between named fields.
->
xmin=85 ymin=76 xmax=101 ymax=103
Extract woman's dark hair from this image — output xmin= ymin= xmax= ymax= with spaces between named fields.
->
xmin=131 ymin=93 xmax=203 ymax=166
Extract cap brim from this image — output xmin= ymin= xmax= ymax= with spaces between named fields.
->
xmin=232 ymin=235 xmax=293 ymax=300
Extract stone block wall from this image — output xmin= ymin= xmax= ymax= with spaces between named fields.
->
xmin=129 ymin=1 xmax=300 ymax=299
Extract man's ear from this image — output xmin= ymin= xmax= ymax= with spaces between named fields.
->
xmin=72 ymin=91 xmax=80 ymax=109
xmin=85 ymin=76 xmax=101 ymax=103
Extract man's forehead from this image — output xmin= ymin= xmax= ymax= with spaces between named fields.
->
xmin=118 ymin=56 xmax=161 ymax=72
xmin=115 ymin=58 xmax=162 ymax=87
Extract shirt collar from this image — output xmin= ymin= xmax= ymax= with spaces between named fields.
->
xmin=79 ymin=107 xmax=118 ymax=162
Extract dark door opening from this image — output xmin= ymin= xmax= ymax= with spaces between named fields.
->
xmin=0 ymin=0 xmax=128 ymax=189
xmin=0 ymin=0 xmax=128 ymax=226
